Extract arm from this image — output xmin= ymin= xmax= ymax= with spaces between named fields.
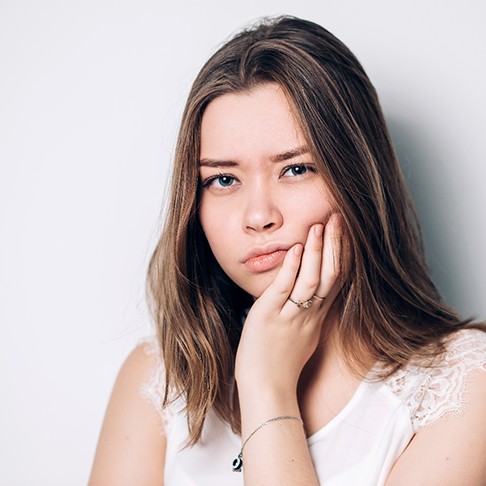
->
xmin=235 ymin=216 xmax=342 ymax=485
xmin=386 ymin=368 xmax=486 ymax=486
xmin=89 ymin=343 xmax=167 ymax=486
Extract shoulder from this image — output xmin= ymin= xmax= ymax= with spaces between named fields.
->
xmin=111 ymin=337 xmax=166 ymax=424
xmin=89 ymin=338 xmax=167 ymax=486
xmin=385 ymin=329 xmax=486 ymax=485
xmin=423 ymin=328 xmax=486 ymax=425
xmin=441 ymin=327 xmax=486 ymax=365
xmin=384 ymin=328 xmax=486 ymax=431
xmin=119 ymin=338 xmax=163 ymax=387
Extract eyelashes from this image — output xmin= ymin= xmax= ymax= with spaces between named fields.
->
xmin=281 ymin=163 xmax=317 ymax=177
xmin=201 ymin=163 xmax=317 ymax=190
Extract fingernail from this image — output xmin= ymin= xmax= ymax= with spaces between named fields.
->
xmin=314 ymin=224 xmax=323 ymax=238
xmin=293 ymin=244 xmax=303 ymax=256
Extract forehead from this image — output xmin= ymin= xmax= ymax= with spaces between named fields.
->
xmin=200 ymin=83 xmax=306 ymax=161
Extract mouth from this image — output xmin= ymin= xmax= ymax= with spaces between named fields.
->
xmin=244 ymin=248 xmax=288 ymax=273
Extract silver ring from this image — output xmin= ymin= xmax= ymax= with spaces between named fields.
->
xmin=312 ymin=294 xmax=326 ymax=301
xmin=288 ymin=297 xmax=313 ymax=309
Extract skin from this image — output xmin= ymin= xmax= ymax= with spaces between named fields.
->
xmin=89 ymin=83 xmax=486 ymax=485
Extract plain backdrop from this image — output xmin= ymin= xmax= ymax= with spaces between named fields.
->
xmin=0 ymin=0 xmax=485 ymax=484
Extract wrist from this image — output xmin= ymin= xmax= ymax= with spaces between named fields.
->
xmin=232 ymin=415 xmax=304 ymax=473
xmin=238 ymin=387 xmax=301 ymax=435
xmin=237 ymin=382 xmax=297 ymax=408
xmin=236 ymin=374 xmax=298 ymax=397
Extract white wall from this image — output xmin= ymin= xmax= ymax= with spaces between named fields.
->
xmin=0 ymin=0 xmax=484 ymax=484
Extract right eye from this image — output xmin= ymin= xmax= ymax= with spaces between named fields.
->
xmin=202 ymin=174 xmax=237 ymax=189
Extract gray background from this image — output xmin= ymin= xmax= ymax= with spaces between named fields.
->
xmin=0 ymin=0 xmax=484 ymax=484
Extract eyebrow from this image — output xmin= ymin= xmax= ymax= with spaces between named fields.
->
xmin=198 ymin=145 xmax=310 ymax=167
xmin=198 ymin=159 xmax=239 ymax=168
xmin=269 ymin=145 xmax=310 ymax=162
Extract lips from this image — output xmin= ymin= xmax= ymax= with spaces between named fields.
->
xmin=244 ymin=249 xmax=287 ymax=272
xmin=243 ymin=244 xmax=290 ymax=272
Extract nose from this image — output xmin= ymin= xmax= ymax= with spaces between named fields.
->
xmin=242 ymin=187 xmax=283 ymax=233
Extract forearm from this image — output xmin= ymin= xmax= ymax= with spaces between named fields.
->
xmin=238 ymin=387 xmax=319 ymax=486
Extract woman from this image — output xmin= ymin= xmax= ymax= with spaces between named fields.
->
xmin=89 ymin=16 xmax=486 ymax=485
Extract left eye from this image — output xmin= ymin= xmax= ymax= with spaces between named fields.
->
xmin=282 ymin=164 xmax=309 ymax=177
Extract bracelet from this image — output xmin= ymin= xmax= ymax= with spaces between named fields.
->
xmin=232 ymin=415 xmax=304 ymax=472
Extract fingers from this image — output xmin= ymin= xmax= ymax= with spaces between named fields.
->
xmin=315 ymin=213 xmax=342 ymax=300
xmin=288 ymin=223 xmax=324 ymax=303
xmin=261 ymin=243 xmax=303 ymax=311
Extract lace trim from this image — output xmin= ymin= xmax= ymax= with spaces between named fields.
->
xmin=384 ymin=329 xmax=486 ymax=431
xmin=139 ymin=336 xmax=173 ymax=436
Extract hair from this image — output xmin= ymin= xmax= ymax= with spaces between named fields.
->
xmin=146 ymin=15 xmax=482 ymax=445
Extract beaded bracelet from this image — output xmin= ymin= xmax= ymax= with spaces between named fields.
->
xmin=232 ymin=415 xmax=304 ymax=472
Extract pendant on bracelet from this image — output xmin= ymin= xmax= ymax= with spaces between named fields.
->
xmin=232 ymin=453 xmax=243 ymax=472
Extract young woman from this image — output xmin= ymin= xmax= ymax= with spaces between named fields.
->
xmin=89 ymin=16 xmax=486 ymax=485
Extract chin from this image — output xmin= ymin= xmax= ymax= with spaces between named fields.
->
xmin=236 ymin=274 xmax=276 ymax=300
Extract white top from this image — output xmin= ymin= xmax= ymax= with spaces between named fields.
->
xmin=140 ymin=329 xmax=486 ymax=485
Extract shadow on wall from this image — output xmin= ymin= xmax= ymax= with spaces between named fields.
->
xmin=386 ymin=116 xmax=465 ymax=317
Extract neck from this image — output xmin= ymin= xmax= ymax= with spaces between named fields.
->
xmin=299 ymin=303 xmax=374 ymax=390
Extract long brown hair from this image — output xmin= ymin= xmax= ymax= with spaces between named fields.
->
xmin=146 ymin=16 xmax=479 ymax=445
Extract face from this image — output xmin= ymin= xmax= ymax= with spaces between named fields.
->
xmin=198 ymin=83 xmax=334 ymax=298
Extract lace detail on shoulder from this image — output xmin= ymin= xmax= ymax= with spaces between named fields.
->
xmin=139 ymin=336 xmax=173 ymax=436
xmin=384 ymin=329 xmax=486 ymax=432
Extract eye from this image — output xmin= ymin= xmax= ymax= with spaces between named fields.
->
xmin=282 ymin=164 xmax=316 ymax=177
xmin=202 ymin=174 xmax=237 ymax=189
xmin=214 ymin=175 xmax=235 ymax=187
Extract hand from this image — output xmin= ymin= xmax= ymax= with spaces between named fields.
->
xmin=234 ymin=213 xmax=343 ymax=397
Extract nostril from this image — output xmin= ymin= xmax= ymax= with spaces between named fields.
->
xmin=243 ymin=205 xmax=283 ymax=233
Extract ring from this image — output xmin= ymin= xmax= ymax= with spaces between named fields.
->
xmin=288 ymin=297 xmax=313 ymax=309
xmin=313 ymin=294 xmax=326 ymax=301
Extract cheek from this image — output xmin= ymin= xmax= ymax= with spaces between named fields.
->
xmin=198 ymin=202 xmax=238 ymax=262
xmin=198 ymin=197 xmax=216 ymax=236
xmin=284 ymin=191 xmax=333 ymax=226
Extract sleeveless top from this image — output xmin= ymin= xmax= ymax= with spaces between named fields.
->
xmin=140 ymin=329 xmax=486 ymax=485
